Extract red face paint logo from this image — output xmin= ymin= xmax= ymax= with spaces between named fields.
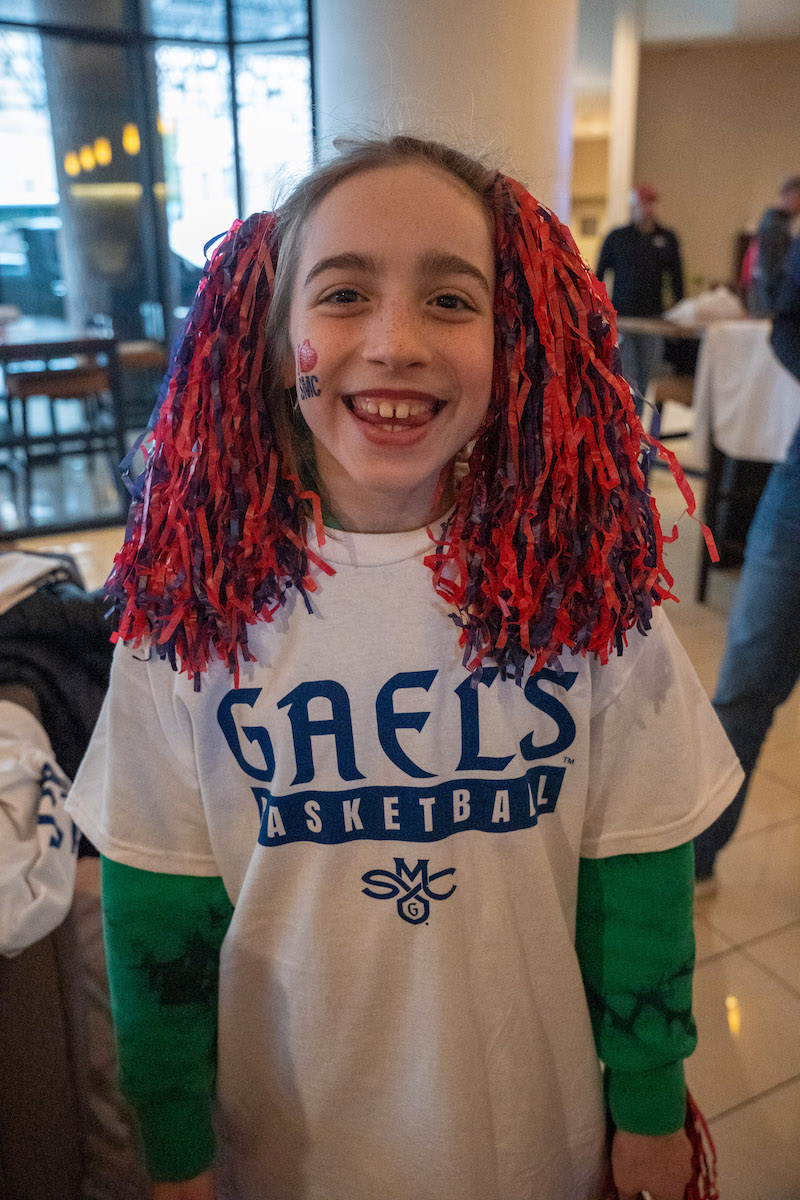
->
xmin=298 ymin=339 xmax=317 ymax=373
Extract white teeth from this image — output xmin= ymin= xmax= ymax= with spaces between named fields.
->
xmin=351 ymin=395 xmax=437 ymax=419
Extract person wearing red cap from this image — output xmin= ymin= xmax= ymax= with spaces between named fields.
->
xmin=596 ymin=185 xmax=685 ymax=411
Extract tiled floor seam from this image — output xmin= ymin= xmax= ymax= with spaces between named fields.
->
xmin=737 ymin=944 xmax=800 ymax=1003
xmin=699 ymin=915 xmax=800 ymax=956
xmin=731 ymin=813 xmax=800 ymax=844
xmin=691 ymin=942 xmax=736 ymax=967
xmin=707 ymin=1070 xmax=800 ymax=1125
xmin=756 ymin=767 xmax=800 ymax=794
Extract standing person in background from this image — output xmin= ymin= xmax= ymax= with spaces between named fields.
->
xmin=596 ymin=185 xmax=684 ymax=411
xmin=695 ymin=232 xmax=800 ymax=888
xmin=749 ymin=176 xmax=800 ymax=316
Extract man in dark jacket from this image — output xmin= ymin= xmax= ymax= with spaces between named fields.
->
xmin=596 ymin=185 xmax=684 ymax=408
xmin=750 ymin=176 xmax=800 ymax=316
xmin=695 ymin=233 xmax=800 ymax=887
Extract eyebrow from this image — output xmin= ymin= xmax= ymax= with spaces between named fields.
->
xmin=419 ymin=251 xmax=491 ymax=294
xmin=303 ymin=249 xmax=491 ymax=294
xmin=304 ymin=252 xmax=377 ymax=285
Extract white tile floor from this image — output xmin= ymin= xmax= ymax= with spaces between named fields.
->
xmin=14 ymin=405 xmax=800 ymax=1200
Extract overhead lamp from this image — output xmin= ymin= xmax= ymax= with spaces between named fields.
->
xmin=79 ymin=144 xmax=96 ymax=171
xmin=64 ymin=151 xmax=81 ymax=177
xmin=122 ymin=123 xmax=141 ymax=155
xmin=94 ymin=136 xmax=112 ymax=166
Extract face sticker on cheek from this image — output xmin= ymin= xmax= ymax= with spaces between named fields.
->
xmin=296 ymin=338 xmax=320 ymax=400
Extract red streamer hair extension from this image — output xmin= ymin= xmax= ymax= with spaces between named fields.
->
xmin=426 ymin=175 xmax=681 ymax=680
xmin=108 ymin=213 xmax=333 ymax=689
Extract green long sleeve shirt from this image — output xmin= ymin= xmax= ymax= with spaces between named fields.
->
xmin=101 ymin=841 xmax=696 ymax=1182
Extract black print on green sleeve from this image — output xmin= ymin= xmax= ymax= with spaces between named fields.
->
xmin=584 ymin=954 xmax=695 ymax=1039
xmin=126 ymin=899 xmax=230 ymax=1008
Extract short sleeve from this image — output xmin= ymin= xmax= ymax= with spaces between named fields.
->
xmin=581 ymin=608 xmax=744 ymax=858
xmin=66 ymin=642 xmax=218 ymax=876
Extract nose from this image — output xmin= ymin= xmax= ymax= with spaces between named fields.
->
xmin=361 ymin=299 xmax=431 ymax=371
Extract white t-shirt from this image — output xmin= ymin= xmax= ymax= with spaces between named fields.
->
xmin=1 ymin=701 xmax=76 ymax=956
xmin=67 ymin=521 xmax=742 ymax=1200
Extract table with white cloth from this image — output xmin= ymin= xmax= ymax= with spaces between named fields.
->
xmin=690 ymin=319 xmax=800 ymax=600
xmin=691 ymin=319 xmax=800 ymax=465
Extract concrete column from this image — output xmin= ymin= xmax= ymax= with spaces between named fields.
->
xmin=312 ymin=0 xmax=579 ymax=219
xmin=605 ymin=0 xmax=642 ymax=227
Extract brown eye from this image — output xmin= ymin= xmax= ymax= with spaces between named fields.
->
xmin=321 ymin=288 xmax=363 ymax=304
xmin=432 ymin=294 xmax=472 ymax=311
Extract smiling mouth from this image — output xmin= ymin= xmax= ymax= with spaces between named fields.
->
xmin=345 ymin=394 xmax=443 ymax=431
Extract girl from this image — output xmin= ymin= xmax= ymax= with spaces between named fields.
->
xmin=67 ymin=136 xmax=742 ymax=1200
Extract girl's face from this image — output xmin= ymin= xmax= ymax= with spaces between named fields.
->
xmin=286 ymin=162 xmax=496 ymax=532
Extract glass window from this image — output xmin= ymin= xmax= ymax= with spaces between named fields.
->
xmin=49 ymin=36 xmax=162 ymax=338
xmin=0 ymin=0 xmax=312 ymax=534
xmin=0 ymin=0 xmax=137 ymax=31
xmin=0 ymin=30 xmax=63 ymax=318
xmin=0 ymin=29 xmax=162 ymax=336
xmin=233 ymin=0 xmax=308 ymax=42
xmin=236 ymin=43 xmax=312 ymax=215
xmin=155 ymin=42 xmax=237 ymax=314
xmin=145 ymin=0 xmax=227 ymax=43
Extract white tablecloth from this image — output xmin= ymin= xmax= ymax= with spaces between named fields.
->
xmin=691 ymin=319 xmax=800 ymax=464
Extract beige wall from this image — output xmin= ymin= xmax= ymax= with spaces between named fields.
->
xmin=570 ymin=136 xmax=609 ymax=266
xmin=634 ymin=36 xmax=800 ymax=292
xmin=572 ymin=137 xmax=609 ymax=199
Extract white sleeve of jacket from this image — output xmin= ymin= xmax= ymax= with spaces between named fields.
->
xmin=0 ymin=700 xmax=77 ymax=957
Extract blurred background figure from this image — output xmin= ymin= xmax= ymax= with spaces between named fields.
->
xmin=748 ymin=175 xmax=800 ymax=315
xmin=596 ymin=184 xmax=684 ymax=410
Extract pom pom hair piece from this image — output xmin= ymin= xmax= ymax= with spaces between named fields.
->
xmin=107 ymin=166 xmax=704 ymax=689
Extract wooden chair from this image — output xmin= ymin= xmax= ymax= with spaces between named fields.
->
xmin=117 ymin=339 xmax=168 ymax=372
xmin=0 ymin=411 xmax=24 ymax=517
xmin=117 ymin=340 xmax=168 ymax=430
xmin=4 ymin=363 xmax=112 ymax=457
xmin=644 ymin=373 xmax=694 ymax=439
xmin=2 ymin=360 xmax=119 ymax=526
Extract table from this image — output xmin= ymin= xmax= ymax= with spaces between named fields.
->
xmin=0 ymin=317 xmax=129 ymax=533
xmin=616 ymin=315 xmax=705 ymax=341
xmin=691 ymin=319 xmax=800 ymax=465
xmin=690 ymin=319 xmax=800 ymax=601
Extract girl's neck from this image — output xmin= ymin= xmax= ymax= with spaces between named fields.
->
xmin=322 ymin=470 xmax=456 ymax=534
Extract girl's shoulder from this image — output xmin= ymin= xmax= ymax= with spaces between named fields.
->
xmin=586 ymin=606 xmax=689 ymax=720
